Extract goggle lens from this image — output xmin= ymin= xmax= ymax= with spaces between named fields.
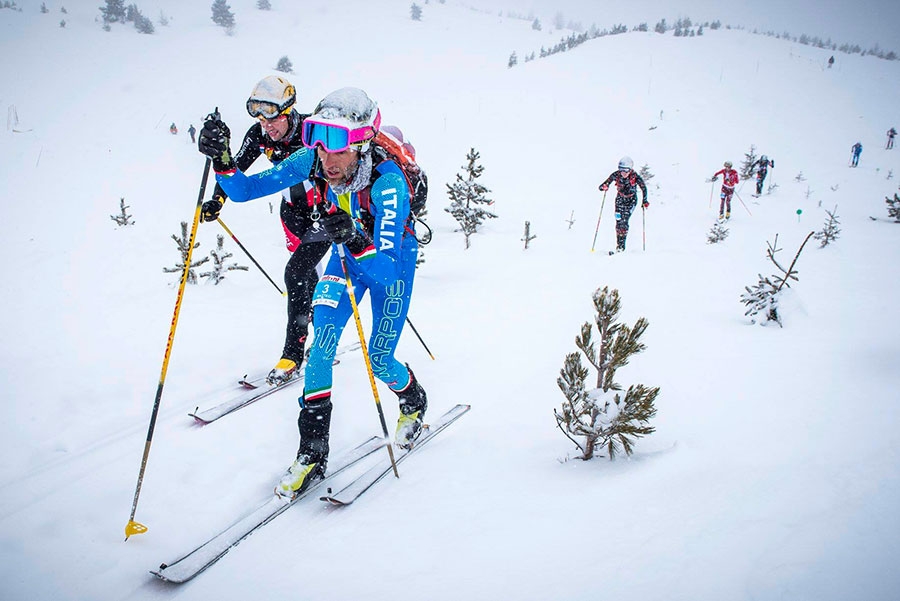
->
xmin=302 ymin=120 xmax=378 ymax=153
xmin=246 ymin=99 xmax=283 ymax=120
xmin=302 ymin=121 xmax=352 ymax=153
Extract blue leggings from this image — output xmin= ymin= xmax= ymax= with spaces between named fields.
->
xmin=303 ymin=242 xmax=418 ymax=403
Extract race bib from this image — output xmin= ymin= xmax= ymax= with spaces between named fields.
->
xmin=312 ymin=274 xmax=346 ymax=308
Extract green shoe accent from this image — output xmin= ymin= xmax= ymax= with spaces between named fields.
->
xmin=276 ymin=458 xmax=322 ymax=498
xmin=395 ymin=410 xmax=424 ymax=449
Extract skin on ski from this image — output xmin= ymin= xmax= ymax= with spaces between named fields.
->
xmin=320 ymin=404 xmax=471 ymax=506
xmin=150 ymin=435 xmax=384 ymax=584
xmin=189 ymin=343 xmax=361 ymax=424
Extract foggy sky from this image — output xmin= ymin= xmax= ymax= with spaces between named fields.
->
xmin=476 ymin=0 xmax=899 ymax=51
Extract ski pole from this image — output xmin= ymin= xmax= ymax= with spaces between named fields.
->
xmin=734 ymin=191 xmax=753 ymax=216
xmin=590 ymin=189 xmax=608 ymax=252
xmin=216 ymin=217 xmax=286 ymax=296
xmin=405 ymin=317 xmax=435 ymax=360
xmin=709 ymin=181 xmax=715 ymax=209
xmin=642 ymin=205 xmax=646 ymax=251
xmin=335 ymin=243 xmax=399 ymax=478
xmin=125 ymin=125 xmax=216 ymax=540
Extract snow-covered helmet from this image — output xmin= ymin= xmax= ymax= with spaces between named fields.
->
xmin=303 ymin=87 xmax=381 ymax=153
xmin=246 ymin=75 xmax=296 ymax=119
xmin=618 ymin=156 xmax=634 ymax=171
xmin=724 ymin=160 xmax=733 ymax=168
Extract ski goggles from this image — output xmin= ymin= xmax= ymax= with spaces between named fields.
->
xmin=301 ymin=110 xmax=381 ymax=153
xmin=246 ymin=98 xmax=293 ymax=120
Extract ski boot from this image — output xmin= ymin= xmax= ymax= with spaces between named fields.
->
xmin=276 ymin=397 xmax=332 ymax=498
xmin=275 ymin=454 xmax=325 ymax=499
xmin=267 ymin=357 xmax=298 ymax=385
xmin=394 ymin=366 xmax=428 ymax=449
xmin=725 ymin=211 xmax=731 ymax=220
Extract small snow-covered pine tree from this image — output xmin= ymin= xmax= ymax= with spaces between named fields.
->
xmin=410 ymin=3 xmax=422 ymax=21
xmin=211 ymin=0 xmax=235 ymax=29
xmin=40 ymin=2 xmax=48 ymax=13
xmin=275 ymin=55 xmax=293 ymax=73
xmin=707 ymin=220 xmax=729 ymax=244
xmin=740 ymin=232 xmax=814 ymax=326
xmin=740 ymin=144 xmax=758 ymax=179
xmin=100 ymin=0 xmax=126 ymax=23
xmin=110 ymin=197 xmax=134 ymax=227
xmin=554 ymin=286 xmax=659 ymax=460
xmin=133 ymin=8 xmax=154 ymax=33
xmin=638 ymin=163 xmax=654 ymax=183
xmin=521 ymin=221 xmax=536 ymax=249
xmin=200 ymin=235 xmax=248 ymax=284
xmin=445 ymin=147 xmax=497 ymax=249
xmin=162 ymin=222 xmax=209 ymax=284
xmin=508 ymin=51 xmax=517 ymax=68
xmin=256 ymin=0 xmax=271 ymax=9
xmin=813 ymin=205 xmax=841 ymax=247
xmin=883 ymin=193 xmax=900 ymax=221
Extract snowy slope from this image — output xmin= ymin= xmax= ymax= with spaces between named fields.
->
xmin=1 ymin=1 xmax=899 ymax=600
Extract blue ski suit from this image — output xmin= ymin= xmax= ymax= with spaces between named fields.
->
xmin=215 ymin=147 xmax=420 ymax=408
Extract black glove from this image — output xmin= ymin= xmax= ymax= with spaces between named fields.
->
xmin=201 ymin=196 xmax=224 ymax=223
xmin=198 ymin=119 xmax=234 ymax=172
xmin=321 ymin=210 xmax=357 ymax=244
xmin=321 ymin=210 xmax=370 ymax=254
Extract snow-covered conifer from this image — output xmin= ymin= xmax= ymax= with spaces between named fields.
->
xmin=256 ymin=0 xmax=271 ymax=9
xmin=162 ymin=222 xmax=209 ymax=284
xmin=110 ymin=197 xmax=134 ymax=227
xmin=885 ymin=193 xmax=900 ymax=222
xmin=554 ymin=287 xmax=659 ymax=460
xmin=740 ymin=144 xmax=758 ymax=179
xmin=275 ymin=56 xmax=293 ymax=73
xmin=445 ymin=148 xmax=496 ymax=249
xmin=740 ymin=232 xmax=814 ymax=326
xmin=813 ymin=205 xmax=840 ymax=247
xmin=133 ymin=9 xmax=154 ymax=34
xmin=410 ymin=3 xmax=422 ymax=21
xmin=211 ymin=0 xmax=235 ymax=30
xmin=99 ymin=0 xmax=125 ymax=23
xmin=200 ymin=235 xmax=248 ymax=285
xmin=707 ymin=221 xmax=729 ymax=244
xmin=521 ymin=221 xmax=536 ymax=249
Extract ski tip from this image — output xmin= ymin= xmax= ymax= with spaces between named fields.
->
xmin=320 ymin=496 xmax=348 ymax=506
xmin=188 ymin=412 xmax=209 ymax=425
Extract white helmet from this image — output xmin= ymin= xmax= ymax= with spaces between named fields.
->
xmin=246 ymin=75 xmax=296 ymax=119
xmin=618 ymin=156 xmax=634 ymax=170
xmin=310 ymin=87 xmax=381 ymax=151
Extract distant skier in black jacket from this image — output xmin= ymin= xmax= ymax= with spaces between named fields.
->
xmin=598 ymin=157 xmax=648 ymax=252
xmin=750 ymin=155 xmax=774 ymax=195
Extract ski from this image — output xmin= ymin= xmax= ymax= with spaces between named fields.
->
xmin=189 ymin=342 xmax=361 ymax=424
xmin=151 ymin=434 xmax=385 ymax=584
xmin=321 ymin=404 xmax=471 ymax=506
